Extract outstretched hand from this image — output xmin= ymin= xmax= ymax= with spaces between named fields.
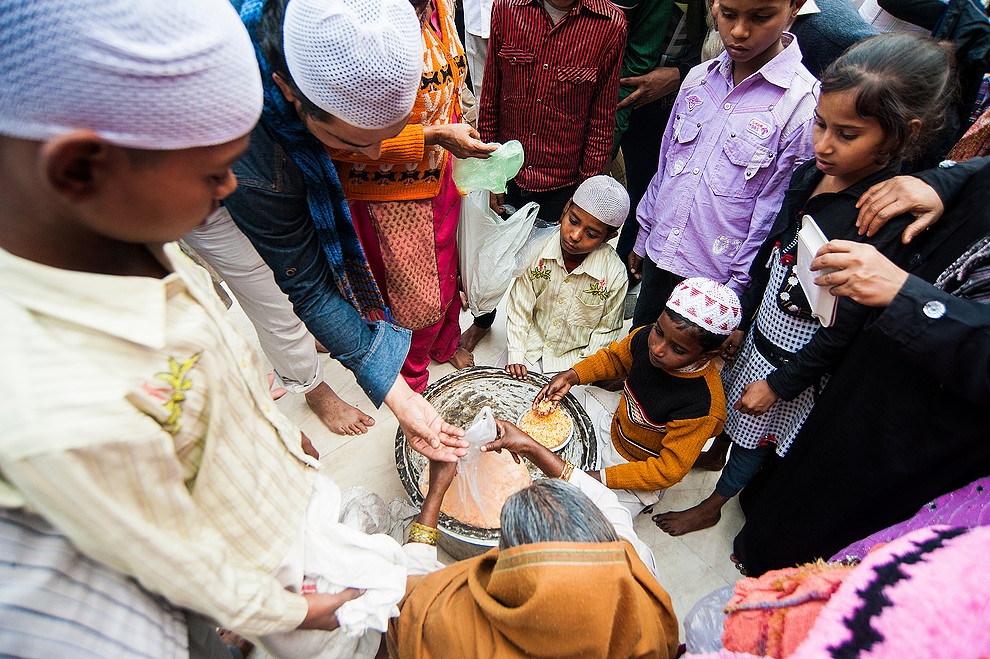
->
xmin=855 ymin=175 xmax=944 ymax=244
xmin=385 ymin=379 xmax=467 ymax=462
xmin=534 ymin=369 xmax=578 ymax=412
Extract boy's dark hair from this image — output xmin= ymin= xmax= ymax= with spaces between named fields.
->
xmin=258 ymin=0 xmax=334 ymax=122
xmin=663 ymin=308 xmax=725 ymax=352
xmin=820 ymin=33 xmax=957 ymax=164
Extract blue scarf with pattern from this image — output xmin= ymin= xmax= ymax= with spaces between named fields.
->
xmin=240 ymin=0 xmax=387 ymax=320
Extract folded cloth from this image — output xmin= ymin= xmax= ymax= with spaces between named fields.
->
xmin=722 ymin=561 xmax=853 ymax=658
xmin=260 ymin=476 xmax=409 ymax=659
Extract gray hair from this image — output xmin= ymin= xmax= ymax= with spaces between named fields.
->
xmin=499 ymin=479 xmax=619 ymax=549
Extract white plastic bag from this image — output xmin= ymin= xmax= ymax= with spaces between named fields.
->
xmin=458 ymin=192 xmax=540 ymax=316
xmin=683 ymin=584 xmax=734 ymax=653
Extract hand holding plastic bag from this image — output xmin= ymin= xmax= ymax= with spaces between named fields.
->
xmin=458 ymin=193 xmax=540 ymax=316
xmin=452 ymin=140 xmax=524 ymax=194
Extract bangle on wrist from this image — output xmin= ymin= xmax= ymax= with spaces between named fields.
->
xmin=560 ymin=461 xmax=575 ymax=482
xmin=409 ymin=522 xmax=439 ymax=545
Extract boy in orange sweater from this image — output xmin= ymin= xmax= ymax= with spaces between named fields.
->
xmin=536 ymin=278 xmax=741 ymax=514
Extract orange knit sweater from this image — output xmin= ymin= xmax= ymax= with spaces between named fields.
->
xmin=328 ymin=0 xmax=466 ymax=201
xmin=571 ymin=328 xmax=726 ymax=491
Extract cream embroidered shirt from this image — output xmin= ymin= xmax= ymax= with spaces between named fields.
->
xmin=506 ymin=230 xmax=628 ymax=373
xmin=0 ymin=243 xmax=317 ymax=635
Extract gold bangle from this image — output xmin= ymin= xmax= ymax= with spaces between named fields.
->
xmin=409 ymin=522 xmax=439 ymax=545
xmin=560 ymin=461 xmax=575 ymax=482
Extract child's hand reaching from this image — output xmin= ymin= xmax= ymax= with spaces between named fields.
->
xmin=720 ymin=329 xmax=745 ymax=362
xmin=505 ymin=363 xmax=528 ymax=380
xmin=534 ymin=369 xmax=579 ymax=412
xmin=734 ymin=379 xmax=780 ymax=416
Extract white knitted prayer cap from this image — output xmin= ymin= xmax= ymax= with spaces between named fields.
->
xmin=571 ymin=175 xmax=630 ymax=228
xmin=666 ymin=278 xmax=742 ymax=336
xmin=0 ymin=0 xmax=262 ymax=150
xmin=283 ymin=0 xmax=424 ymax=130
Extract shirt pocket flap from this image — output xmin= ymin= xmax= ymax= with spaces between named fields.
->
xmin=722 ymin=135 xmax=775 ymax=169
xmin=675 ymin=117 xmax=701 ymax=144
xmin=556 ymin=66 xmax=597 ymax=83
xmin=499 ymin=47 xmax=535 ymax=65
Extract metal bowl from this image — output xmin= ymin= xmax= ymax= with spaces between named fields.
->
xmin=395 ymin=366 xmax=597 ymax=560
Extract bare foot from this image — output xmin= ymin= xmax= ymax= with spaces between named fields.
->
xmin=693 ymin=436 xmax=731 ymax=471
xmin=217 ymin=629 xmax=253 ymax=657
xmin=458 ymin=323 xmax=490 ymax=353
xmin=305 ymin=382 xmax=375 ymax=436
xmin=653 ymin=492 xmax=728 ymax=536
xmin=447 ymin=346 xmax=474 ymax=369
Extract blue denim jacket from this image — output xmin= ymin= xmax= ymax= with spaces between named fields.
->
xmin=223 ymin=123 xmax=410 ymax=406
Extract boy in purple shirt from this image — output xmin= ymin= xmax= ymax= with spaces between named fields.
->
xmin=629 ymin=0 xmax=818 ymax=329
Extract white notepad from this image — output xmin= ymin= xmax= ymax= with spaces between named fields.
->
xmin=795 ymin=215 xmax=837 ymax=327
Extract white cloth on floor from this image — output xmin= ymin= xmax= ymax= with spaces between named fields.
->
xmin=582 ymin=386 xmax=664 ymax=517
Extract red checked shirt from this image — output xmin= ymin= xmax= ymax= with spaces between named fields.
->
xmin=478 ymin=0 xmax=626 ymax=192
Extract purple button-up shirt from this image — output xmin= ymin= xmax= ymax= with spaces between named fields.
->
xmin=633 ymin=34 xmax=818 ymax=292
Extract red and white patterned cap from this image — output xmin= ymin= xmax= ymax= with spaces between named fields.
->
xmin=665 ymin=277 xmax=741 ymax=336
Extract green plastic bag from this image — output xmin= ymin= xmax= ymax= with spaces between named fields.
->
xmin=452 ymin=140 xmax=524 ymax=194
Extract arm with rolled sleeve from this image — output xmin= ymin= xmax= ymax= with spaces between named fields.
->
xmin=579 ymin=26 xmax=626 ymax=180
xmin=633 ymin=95 xmax=681 ymax=257
xmin=505 ymin=272 xmax=538 ymax=365
xmin=872 ymin=275 xmax=990 ymax=405
xmin=1 ymin=441 xmax=309 ymax=637
xmin=602 ymin=414 xmax=722 ymax=490
xmin=726 ymin=121 xmax=814 ymax=292
xmin=223 ymin=182 xmax=409 ymax=408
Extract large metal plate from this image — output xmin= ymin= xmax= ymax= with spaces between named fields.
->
xmin=395 ymin=367 xmax=597 ymax=553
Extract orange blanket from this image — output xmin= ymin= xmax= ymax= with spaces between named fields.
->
xmin=388 ymin=541 xmax=680 ymax=658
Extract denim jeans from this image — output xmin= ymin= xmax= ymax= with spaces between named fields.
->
xmin=223 ymin=123 xmax=409 ymax=406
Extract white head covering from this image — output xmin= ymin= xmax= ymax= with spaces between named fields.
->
xmin=666 ymin=277 xmax=742 ymax=336
xmin=283 ymin=0 xmax=423 ymax=130
xmin=0 ymin=0 xmax=262 ymax=150
xmin=571 ymin=175 xmax=630 ymax=228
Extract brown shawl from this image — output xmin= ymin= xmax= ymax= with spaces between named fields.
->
xmin=387 ymin=541 xmax=679 ymax=659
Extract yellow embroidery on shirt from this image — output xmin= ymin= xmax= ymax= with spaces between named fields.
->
xmin=584 ymin=278 xmax=610 ymax=301
xmin=143 ymin=353 xmax=201 ymax=432
xmin=530 ymin=259 xmax=551 ymax=280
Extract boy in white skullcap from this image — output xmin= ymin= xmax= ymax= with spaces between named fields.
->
xmin=503 ymin=175 xmax=631 ymax=380
xmin=0 ymin=0 xmax=465 ymax=656
xmin=535 ymin=278 xmax=741 ymax=516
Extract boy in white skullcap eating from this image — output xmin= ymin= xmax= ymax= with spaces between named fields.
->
xmin=0 ymin=0 xmax=464 ymax=656
xmin=503 ymin=175 xmax=631 ymax=380
xmin=535 ymin=278 xmax=741 ymax=516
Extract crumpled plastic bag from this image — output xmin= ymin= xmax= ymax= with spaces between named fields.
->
xmin=452 ymin=140 xmax=524 ymax=193
xmin=683 ymin=584 xmax=735 ymax=653
xmin=457 ymin=193 xmax=540 ymax=316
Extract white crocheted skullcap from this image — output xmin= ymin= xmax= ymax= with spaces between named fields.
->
xmin=0 ymin=0 xmax=262 ymax=150
xmin=665 ymin=277 xmax=742 ymax=336
xmin=283 ymin=0 xmax=424 ymax=130
xmin=571 ymin=175 xmax=630 ymax=228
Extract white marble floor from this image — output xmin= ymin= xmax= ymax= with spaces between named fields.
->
xmin=229 ymin=294 xmax=744 ymax=638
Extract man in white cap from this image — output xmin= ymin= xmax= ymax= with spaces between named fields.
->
xmin=0 ymin=0 xmax=464 ymax=656
xmin=534 ymin=277 xmax=741 ymax=516
xmin=188 ymin=0 xmax=476 ymax=449
xmin=503 ymin=175 xmax=631 ymax=380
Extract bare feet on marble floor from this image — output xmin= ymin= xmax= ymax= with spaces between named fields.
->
xmin=458 ymin=323 xmax=490 ymax=353
xmin=653 ymin=492 xmax=729 ymax=536
xmin=305 ymin=382 xmax=375 ymax=436
xmin=447 ymin=346 xmax=475 ymax=369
